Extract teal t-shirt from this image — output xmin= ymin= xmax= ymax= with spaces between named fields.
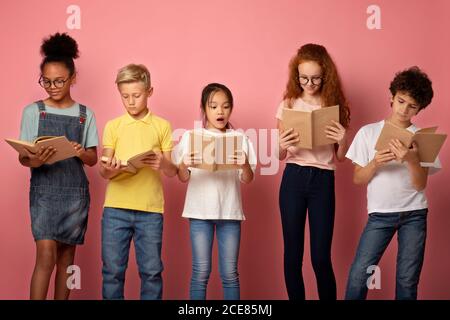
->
xmin=19 ymin=102 xmax=99 ymax=148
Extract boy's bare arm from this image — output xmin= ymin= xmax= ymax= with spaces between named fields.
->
xmin=353 ymin=149 xmax=396 ymax=185
xmin=161 ymin=151 xmax=178 ymax=177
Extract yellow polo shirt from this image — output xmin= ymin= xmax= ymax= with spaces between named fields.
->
xmin=102 ymin=111 xmax=173 ymax=213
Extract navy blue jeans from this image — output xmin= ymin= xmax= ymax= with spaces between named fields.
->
xmin=102 ymin=207 xmax=163 ymax=300
xmin=279 ymin=163 xmax=336 ymax=300
xmin=345 ymin=209 xmax=427 ymax=300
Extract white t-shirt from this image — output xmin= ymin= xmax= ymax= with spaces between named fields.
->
xmin=346 ymin=120 xmax=442 ymax=214
xmin=174 ymin=128 xmax=257 ymax=220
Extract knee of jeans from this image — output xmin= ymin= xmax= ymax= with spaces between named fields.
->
xmin=192 ymin=263 xmax=211 ymax=282
xmin=103 ymin=263 xmax=126 ymax=280
xmin=220 ymin=272 xmax=239 ymax=286
xmin=219 ymin=264 xmax=239 ymax=284
xmin=347 ymin=261 xmax=372 ymax=284
xmin=102 ymin=255 xmax=127 ymax=277
xmin=137 ymin=262 xmax=163 ymax=279
xmin=397 ymin=273 xmax=419 ymax=289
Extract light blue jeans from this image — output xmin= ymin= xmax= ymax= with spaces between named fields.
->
xmin=102 ymin=207 xmax=163 ymax=300
xmin=345 ymin=209 xmax=427 ymax=300
xmin=189 ymin=219 xmax=241 ymax=300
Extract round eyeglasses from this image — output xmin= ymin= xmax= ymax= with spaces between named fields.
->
xmin=298 ymin=75 xmax=323 ymax=86
xmin=38 ymin=76 xmax=70 ymax=89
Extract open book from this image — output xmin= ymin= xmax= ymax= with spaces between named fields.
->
xmin=189 ymin=131 xmax=244 ymax=171
xmin=375 ymin=121 xmax=447 ymax=163
xmin=281 ymin=105 xmax=340 ymax=149
xmin=5 ymin=136 xmax=77 ymax=165
xmin=101 ymin=149 xmax=160 ymax=174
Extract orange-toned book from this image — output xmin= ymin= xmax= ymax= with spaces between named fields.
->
xmin=375 ymin=121 xmax=447 ymax=163
xmin=281 ymin=105 xmax=339 ymax=149
xmin=189 ymin=131 xmax=244 ymax=172
xmin=5 ymin=136 xmax=77 ymax=164
xmin=101 ymin=149 xmax=160 ymax=174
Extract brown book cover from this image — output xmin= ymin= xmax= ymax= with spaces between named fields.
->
xmin=281 ymin=105 xmax=340 ymax=149
xmin=189 ymin=131 xmax=244 ymax=171
xmin=375 ymin=121 xmax=447 ymax=163
xmin=5 ymin=136 xmax=77 ymax=164
xmin=101 ymin=149 xmax=160 ymax=174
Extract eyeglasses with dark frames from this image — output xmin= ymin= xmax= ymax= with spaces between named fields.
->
xmin=38 ymin=76 xmax=71 ymax=89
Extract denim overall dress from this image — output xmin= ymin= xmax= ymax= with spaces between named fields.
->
xmin=29 ymin=100 xmax=90 ymax=245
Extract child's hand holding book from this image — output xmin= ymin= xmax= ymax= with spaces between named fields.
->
xmin=181 ymin=151 xmax=203 ymax=168
xmin=325 ymin=120 xmax=347 ymax=145
xmin=23 ymin=145 xmax=57 ymax=168
xmin=389 ymin=139 xmax=420 ymax=165
xmin=279 ymin=128 xmax=300 ymax=151
xmin=100 ymin=156 xmax=124 ymax=176
xmin=227 ymin=150 xmax=247 ymax=169
xmin=140 ymin=151 xmax=168 ymax=171
xmin=70 ymin=141 xmax=86 ymax=158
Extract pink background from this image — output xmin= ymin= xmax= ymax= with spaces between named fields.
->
xmin=1 ymin=0 xmax=449 ymax=299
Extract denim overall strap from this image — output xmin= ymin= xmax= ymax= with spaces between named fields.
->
xmin=79 ymin=104 xmax=87 ymax=126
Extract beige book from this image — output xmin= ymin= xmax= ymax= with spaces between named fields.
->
xmin=101 ymin=149 xmax=160 ymax=174
xmin=5 ymin=136 xmax=77 ymax=164
xmin=189 ymin=131 xmax=244 ymax=171
xmin=281 ymin=105 xmax=340 ymax=149
xmin=375 ymin=121 xmax=447 ymax=163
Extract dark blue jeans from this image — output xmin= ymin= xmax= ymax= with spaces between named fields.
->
xmin=279 ymin=163 xmax=336 ymax=300
xmin=345 ymin=209 xmax=427 ymax=300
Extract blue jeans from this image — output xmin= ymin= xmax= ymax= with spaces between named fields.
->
xmin=102 ymin=207 xmax=163 ymax=300
xmin=345 ymin=209 xmax=427 ymax=300
xmin=189 ymin=219 xmax=241 ymax=300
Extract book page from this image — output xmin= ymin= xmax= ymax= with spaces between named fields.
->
xmin=5 ymin=136 xmax=77 ymax=164
xmin=215 ymin=134 xmax=244 ymax=170
xmin=416 ymin=127 xmax=438 ymax=134
xmin=5 ymin=138 xmax=35 ymax=155
xmin=281 ymin=108 xmax=313 ymax=149
xmin=127 ymin=149 xmax=159 ymax=170
xmin=189 ymin=131 xmax=216 ymax=171
xmin=375 ymin=122 xmax=414 ymax=151
xmin=100 ymin=156 xmax=137 ymax=174
xmin=413 ymin=133 xmax=447 ymax=163
xmin=35 ymin=136 xmax=78 ymax=164
xmin=312 ymin=105 xmax=340 ymax=147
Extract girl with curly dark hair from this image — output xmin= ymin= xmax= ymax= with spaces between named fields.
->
xmin=18 ymin=33 xmax=98 ymax=300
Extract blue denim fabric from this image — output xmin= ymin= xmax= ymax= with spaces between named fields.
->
xmin=29 ymin=101 xmax=89 ymax=245
xmin=102 ymin=207 xmax=163 ymax=300
xmin=345 ymin=209 xmax=427 ymax=300
xmin=189 ymin=219 xmax=241 ymax=300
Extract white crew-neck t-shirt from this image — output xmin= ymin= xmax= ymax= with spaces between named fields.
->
xmin=174 ymin=128 xmax=257 ymax=220
xmin=346 ymin=120 xmax=442 ymax=214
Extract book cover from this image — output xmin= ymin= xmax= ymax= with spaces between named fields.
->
xmin=281 ymin=105 xmax=339 ymax=149
xmin=375 ymin=121 xmax=447 ymax=163
xmin=5 ymin=136 xmax=77 ymax=164
xmin=101 ymin=149 xmax=160 ymax=174
xmin=188 ymin=131 xmax=244 ymax=171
